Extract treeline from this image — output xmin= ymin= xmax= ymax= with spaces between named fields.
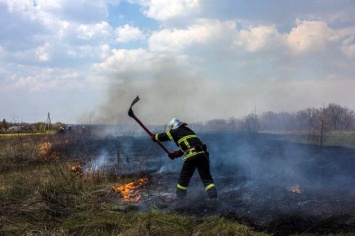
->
xmin=191 ymin=103 xmax=355 ymax=146
xmin=0 ymin=119 xmax=67 ymax=133
xmin=260 ymin=104 xmax=354 ymax=132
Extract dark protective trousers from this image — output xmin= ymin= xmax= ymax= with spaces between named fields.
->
xmin=176 ymin=152 xmax=217 ymax=199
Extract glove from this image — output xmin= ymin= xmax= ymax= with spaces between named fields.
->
xmin=151 ymin=134 xmax=156 ymax=142
xmin=168 ymin=151 xmax=182 ymax=160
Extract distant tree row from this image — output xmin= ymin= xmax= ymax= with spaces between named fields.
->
xmin=259 ymin=103 xmax=354 ymax=132
xmin=191 ymin=103 xmax=355 ymax=146
xmin=0 ymin=119 xmax=67 ymax=133
xmin=259 ymin=104 xmax=355 ymax=146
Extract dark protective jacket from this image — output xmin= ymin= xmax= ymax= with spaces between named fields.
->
xmin=154 ymin=125 xmax=207 ymax=161
xmin=154 ymin=124 xmax=217 ymax=199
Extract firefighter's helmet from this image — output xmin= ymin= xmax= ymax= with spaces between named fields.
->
xmin=167 ymin=118 xmax=185 ymax=131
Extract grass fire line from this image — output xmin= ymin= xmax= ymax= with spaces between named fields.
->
xmin=112 ymin=177 xmax=149 ymax=203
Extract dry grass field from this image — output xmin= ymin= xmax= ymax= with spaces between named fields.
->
xmin=0 ymin=132 xmax=266 ymax=236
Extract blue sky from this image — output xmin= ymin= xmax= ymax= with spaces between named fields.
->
xmin=0 ymin=0 xmax=354 ymax=125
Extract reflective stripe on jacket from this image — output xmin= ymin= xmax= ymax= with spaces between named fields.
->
xmin=155 ymin=125 xmax=205 ymax=160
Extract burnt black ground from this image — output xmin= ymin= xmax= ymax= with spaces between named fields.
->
xmin=142 ymin=172 xmax=355 ymax=235
xmin=65 ymin=131 xmax=355 ymax=235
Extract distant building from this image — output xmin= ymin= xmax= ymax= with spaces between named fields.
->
xmin=9 ymin=126 xmax=22 ymax=131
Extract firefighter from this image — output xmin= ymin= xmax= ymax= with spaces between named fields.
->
xmin=151 ymin=118 xmax=217 ymax=199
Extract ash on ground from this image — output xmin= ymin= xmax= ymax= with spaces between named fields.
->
xmin=63 ymin=132 xmax=355 ymax=235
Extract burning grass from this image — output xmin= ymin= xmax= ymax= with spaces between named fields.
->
xmin=2 ymin=131 xmax=355 ymax=235
xmin=287 ymin=184 xmax=302 ymax=194
xmin=39 ymin=141 xmax=52 ymax=155
xmin=112 ymin=177 xmax=149 ymax=203
xmin=0 ymin=134 xmax=265 ymax=235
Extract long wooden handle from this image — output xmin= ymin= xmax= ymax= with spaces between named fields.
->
xmin=131 ymin=113 xmax=170 ymax=154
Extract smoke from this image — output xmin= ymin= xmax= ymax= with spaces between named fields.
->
xmin=80 ymin=123 xmax=354 ymax=196
xmin=69 ymin=126 xmax=355 ymax=234
xmin=81 ymin=46 xmax=354 ymax=199
xmin=82 ymin=149 xmax=116 ymax=172
xmin=207 ymin=134 xmax=355 ymax=193
xmin=84 ymin=55 xmax=252 ymax=126
xmin=81 ymin=43 xmax=355 ymax=129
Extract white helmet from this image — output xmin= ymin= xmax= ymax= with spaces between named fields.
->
xmin=166 ymin=118 xmax=185 ymax=131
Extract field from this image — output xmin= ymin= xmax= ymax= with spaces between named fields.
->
xmin=0 ymin=132 xmax=266 ymax=236
xmin=1 ymin=130 xmax=355 ymax=235
xmin=262 ymin=131 xmax=355 ymax=148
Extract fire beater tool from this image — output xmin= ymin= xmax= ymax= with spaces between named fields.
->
xmin=128 ymin=96 xmax=170 ymax=154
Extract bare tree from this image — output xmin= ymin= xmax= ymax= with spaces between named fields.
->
xmin=228 ymin=117 xmax=241 ymax=131
xmin=241 ymin=108 xmax=260 ymax=135
xmin=207 ymin=119 xmax=229 ymax=132
xmin=341 ymin=108 xmax=355 ymax=130
xmin=1 ymin=119 xmax=8 ymax=132
xmin=304 ymin=106 xmax=331 ymax=146
xmin=319 ymin=106 xmax=330 ymax=146
xmin=260 ymin=111 xmax=278 ymax=131
xmin=296 ymin=108 xmax=318 ymax=143
xmin=326 ymin=103 xmax=344 ymax=130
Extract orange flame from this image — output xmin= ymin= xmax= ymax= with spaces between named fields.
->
xmin=39 ymin=141 xmax=59 ymax=160
xmin=288 ymin=184 xmax=302 ymax=193
xmin=112 ymin=177 xmax=149 ymax=203
xmin=39 ymin=141 xmax=52 ymax=155
xmin=71 ymin=164 xmax=83 ymax=176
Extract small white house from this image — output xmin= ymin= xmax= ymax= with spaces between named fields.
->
xmin=9 ymin=126 xmax=22 ymax=131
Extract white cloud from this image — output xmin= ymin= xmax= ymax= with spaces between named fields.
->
xmin=99 ymin=44 xmax=111 ymax=59
xmin=14 ymin=75 xmax=57 ymax=92
xmin=238 ymin=25 xmax=284 ymax=52
xmin=34 ymin=0 xmax=114 ymax=23
xmin=93 ymin=18 xmax=354 ymax=85
xmin=341 ymin=35 xmax=355 ymax=58
xmin=148 ymin=19 xmax=236 ymax=52
xmin=143 ymin=0 xmax=200 ymax=21
xmin=115 ymin=24 xmax=145 ymax=42
xmin=0 ymin=0 xmax=37 ymax=13
xmin=0 ymin=0 xmax=119 ymax=70
xmin=11 ymin=67 xmax=85 ymax=92
xmin=77 ymin=21 xmax=112 ymax=40
xmin=35 ymin=43 xmax=50 ymax=61
xmin=287 ymin=20 xmax=339 ymax=55
xmin=91 ymin=48 xmax=154 ymax=74
xmin=1 ymin=0 xmax=355 ymax=123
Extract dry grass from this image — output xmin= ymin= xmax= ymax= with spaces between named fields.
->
xmin=0 ymin=134 xmax=267 ymax=236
